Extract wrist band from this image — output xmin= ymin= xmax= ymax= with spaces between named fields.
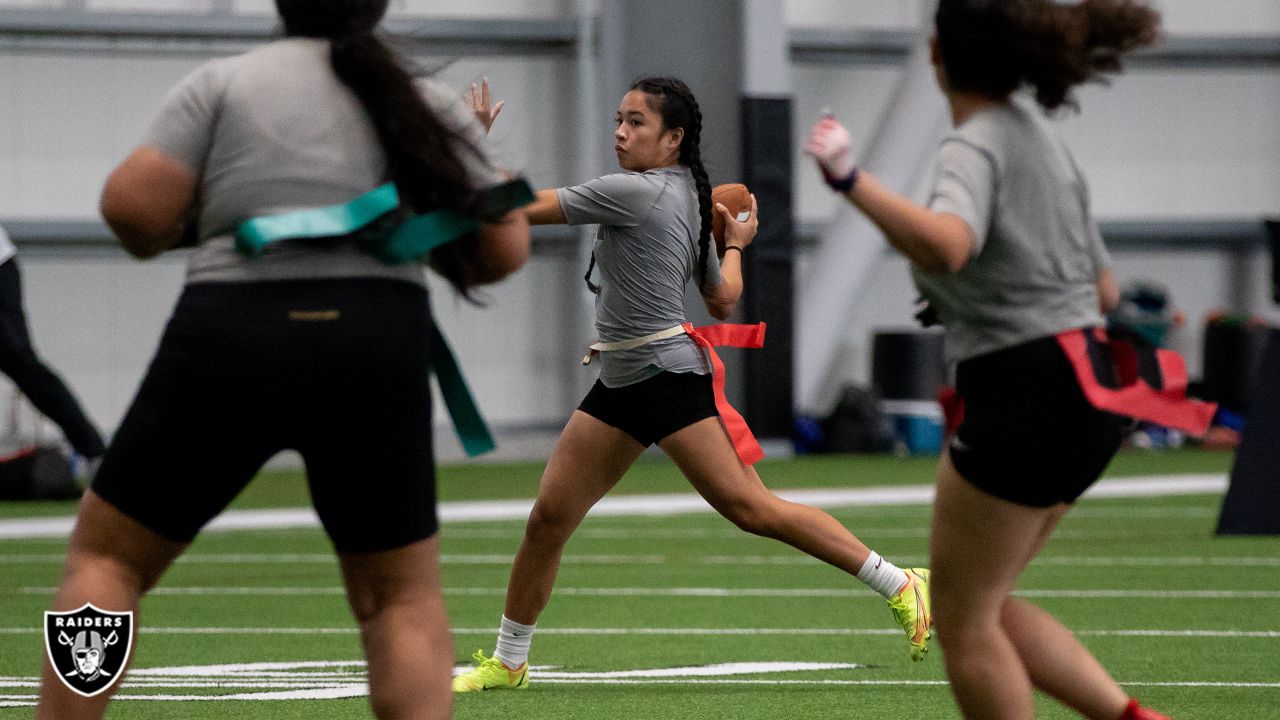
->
xmin=724 ymin=246 xmax=743 ymax=254
xmin=825 ymin=165 xmax=859 ymax=194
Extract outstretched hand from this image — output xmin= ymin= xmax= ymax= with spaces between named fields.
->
xmin=804 ymin=115 xmax=857 ymax=185
xmin=468 ymin=78 xmax=505 ymax=134
xmin=716 ymin=193 xmax=758 ymax=251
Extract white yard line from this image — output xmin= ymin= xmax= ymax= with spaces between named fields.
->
xmin=0 ymin=553 xmax=664 ymax=565
xmin=10 ymin=552 xmax=1276 ymax=568
xmin=700 ymin=555 xmax=1280 ymax=567
xmin=19 ymin=586 xmax=1280 ymax=599
xmin=0 ymin=474 xmax=1228 ymax=540
xmin=3 ymin=626 xmax=1279 ymax=638
xmin=2 ymin=656 xmax=1279 ymax=706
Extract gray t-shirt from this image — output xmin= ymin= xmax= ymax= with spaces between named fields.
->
xmin=916 ymin=96 xmax=1111 ymax=363
xmin=558 ymin=166 xmax=723 ymax=387
xmin=144 ymin=37 xmax=505 ymax=285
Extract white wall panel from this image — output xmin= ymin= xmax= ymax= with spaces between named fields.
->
xmin=230 ymin=0 xmax=569 ymax=18
xmin=0 ymin=0 xmax=570 ymax=14
xmin=0 ymin=54 xmax=200 ymax=219
xmin=0 ymin=53 xmax=573 ymax=218
xmin=792 ymin=64 xmax=1280 ymax=224
xmin=1060 ymin=70 xmax=1280 ymax=219
xmin=1155 ymin=0 xmax=1280 ymax=35
xmin=785 ymin=0 xmax=1280 ymax=35
xmin=786 ymin=0 xmax=928 ymax=30
xmin=87 ymin=0 xmax=211 ymax=11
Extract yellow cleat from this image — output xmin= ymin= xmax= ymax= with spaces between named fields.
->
xmin=451 ymin=649 xmax=529 ymax=693
xmin=887 ymin=568 xmax=933 ymax=661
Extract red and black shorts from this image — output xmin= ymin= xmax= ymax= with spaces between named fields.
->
xmin=949 ymin=334 xmax=1126 ymax=507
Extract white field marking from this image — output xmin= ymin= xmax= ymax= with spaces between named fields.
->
xmin=0 ymin=474 xmax=1228 ymax=540
xmin=524 ymin=679 xmax=1280 ymax=688
xmin=1 ymin=651 xmax=1279 ymax=704
xmin=2 ymin=626 xmax=1279 ymax=639
xmin=525 ymin=662 xmax=868 ymax=679
xmin=0 ymin=553 xmax=662 ymax=566
xmin=23 ymin=586 xmax=1280 ymax=599
xmin=0 ymin=660 xmax=869 ymax=703
xmin=700 ymin=555 xmax=1280 ymax=568
xmin=26 ymin=550 xmax=1273 ymax=569
xmin=1051 ymin=507 xmax=1218 ymax=518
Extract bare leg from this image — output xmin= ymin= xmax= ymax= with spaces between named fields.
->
xmin=1002 ymin=599 xmax=1131 ymax=719
xmin=36 ymin=491 xmax=186 ymax=720
xmin=340 ymin=535 xmax=452 ymax=720
xmin=503 ymin=411 xmax=645 ymax=624
xmin=930 ymin=454 xmax=1129 ymax=720
xmin=658 ymin=417 xmax=871 ymax=576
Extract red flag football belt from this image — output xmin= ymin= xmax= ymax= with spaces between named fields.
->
xmin=1056 ymin=328 xmax=1217 ymax=435
xmin=583 ymin=322 xmax=768 ymax=465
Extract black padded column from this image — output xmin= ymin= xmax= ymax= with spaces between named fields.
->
xmin=740 ymin=97 xmax=794 ymax=439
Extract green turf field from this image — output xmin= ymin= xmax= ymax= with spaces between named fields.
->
xmin=1 ymin=449 xmax=1276 ymax=719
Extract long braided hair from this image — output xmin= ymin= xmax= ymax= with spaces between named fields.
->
xmin=585 ymin=77 xmax=713 ymax=293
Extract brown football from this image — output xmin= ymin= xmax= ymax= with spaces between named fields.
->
xmin=711 ymin=183 xmax=751 ymax=255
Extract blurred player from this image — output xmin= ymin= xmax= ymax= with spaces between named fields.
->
xmin=452 ymin=76 xmax=931 ymax=694
xmin=36 ymin=2 xmax=529 ymax=719
xmin=0 ymin=226 xmax=106 ymax=478
xmin=806 ymin=1 xmax=1170 ymax=718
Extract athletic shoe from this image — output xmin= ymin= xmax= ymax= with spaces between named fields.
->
xmin=887 ymin=568 xmax=932 ymax=661
xmin=1120 ymin=699 xmax=1172 ymax=720
xmin=451 ymin=649 xmax=529 ymax=693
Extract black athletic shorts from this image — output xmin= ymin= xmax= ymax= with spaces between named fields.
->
xmin=949 ymin=333 xmax=1126 ymax=508
xmin=92 ymin=278 xmax=438 ymax=553
xmin=577 ymin=370 xmax=719 ymax=447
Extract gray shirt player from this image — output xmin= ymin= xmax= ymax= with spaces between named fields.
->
xmin=558 ymin=167 xmax=723 ymax=388
xmin=916 ymin=95 xmax=1112 ymax=364
xmin=143 ymin=37 xmax=506 ymax=286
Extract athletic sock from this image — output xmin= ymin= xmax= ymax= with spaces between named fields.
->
xmin=856 ymin=551 xmax=911 ymax=599
xmin=493 ymin=615 xmax=536 ymax=669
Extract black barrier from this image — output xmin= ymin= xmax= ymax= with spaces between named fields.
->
xmin=740 ymin=97 xmax=795 ymax=439
xmin=871 ymin=331 xmax=947 ymax=401
xmin=1269 ymin=220 xmax=1279 ymax=304
xmin=1217 ymin=328 xmax=1280 ymax=535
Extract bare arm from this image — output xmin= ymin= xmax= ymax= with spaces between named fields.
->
xmin=701 ymin=195 xmax=757 ymax=321
xmin=841 ymin=172 xmax=975 ymax=274
xmin=100 ymin=146 xmax=198 ymax=259
xmin=525 ymin=189 xmax=567 ymax=225
xmin=454 ymin=210 xmax=532 ymax=287
xmin=1096 ymin=266 xmax=1120 ymax=314
xmin=806 ymin=116 xmax=974 ymax=274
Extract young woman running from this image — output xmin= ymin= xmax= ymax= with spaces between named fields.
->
xmin=36 ymin=2 xmax=529 ymax=719
xmin=806 ymin=1 xmax=1173 ymax=718
xmin=452 ymin=76 xmax=931 ymax=694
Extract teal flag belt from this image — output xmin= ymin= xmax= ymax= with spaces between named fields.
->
xmin=233 ymin=180 xmax=534 ymax=457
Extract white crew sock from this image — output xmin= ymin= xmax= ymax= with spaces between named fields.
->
xmin=856 ymin=551 xmax=910 ymax=599
xmin=493 ymin=615 xmax=536 ymax=669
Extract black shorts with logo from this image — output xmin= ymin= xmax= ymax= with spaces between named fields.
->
xmin=949 ymin=333 xmax=1126 ymax=508
xmin=577 ymin=370 xmax=719 ymax=447
xmin=92 ymin=278 xmax=438 ymax=553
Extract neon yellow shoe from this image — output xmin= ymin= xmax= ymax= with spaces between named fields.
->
xmin=451 ymin=650 xmax=529 ymax=693
xmin=887 ymin=568 xmax=933 ymax=661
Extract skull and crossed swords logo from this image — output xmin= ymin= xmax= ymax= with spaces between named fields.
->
xmin=44 ymin=604 xmax=134 ymax=697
